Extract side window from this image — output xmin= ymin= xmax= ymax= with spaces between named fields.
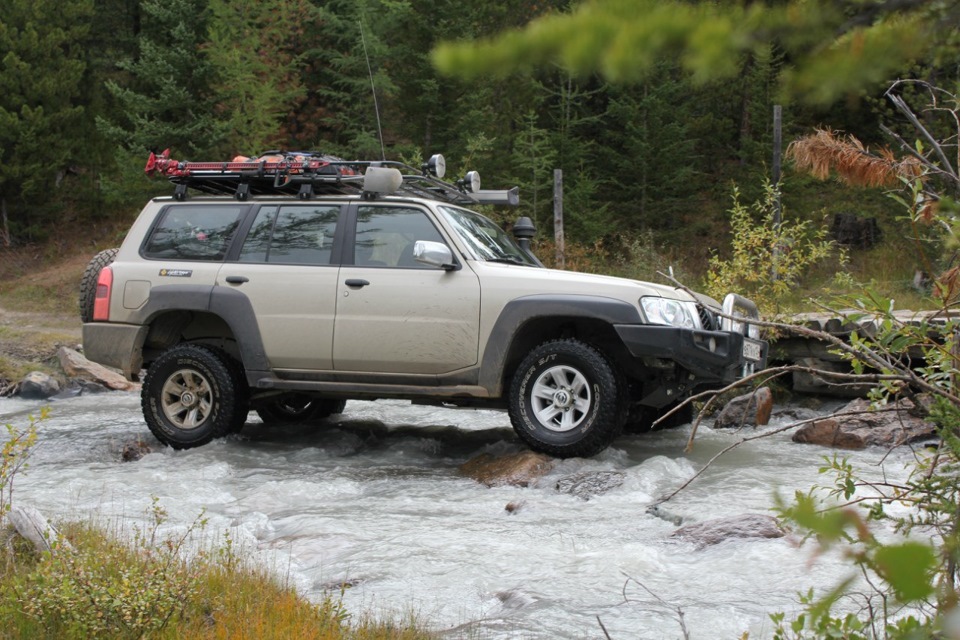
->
xmin=239 ymin=205 xmax=339 ymax=265
xmin=354 ymin=206 xmax=445 ymax=268
xmin=143 ymin=205 xmax=245 ymax=260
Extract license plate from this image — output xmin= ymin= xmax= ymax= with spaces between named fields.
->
xmin=743 ymin=339 xmax=763 ymax=362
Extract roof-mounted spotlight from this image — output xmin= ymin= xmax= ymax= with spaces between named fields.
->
xmin=458 ymin=170 xmax=481 ymax=193
xmin=422 ymin=153 xmax=446 ymax=179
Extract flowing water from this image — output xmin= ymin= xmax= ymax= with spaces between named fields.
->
xmin=0 ymin=393 xmax=918 ymax=639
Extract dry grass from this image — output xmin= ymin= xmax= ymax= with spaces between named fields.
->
xmin=0 ymin=520 xmax=435 ymax=640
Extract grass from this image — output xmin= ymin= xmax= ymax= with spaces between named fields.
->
xmin=0 ymin=517 xmax=435 ymax=640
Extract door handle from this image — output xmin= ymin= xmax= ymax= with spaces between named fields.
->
xmin=225 ymin=276 xmax=249 ymax=284
xmin=344 ymin=279 xmax=370 ymax=288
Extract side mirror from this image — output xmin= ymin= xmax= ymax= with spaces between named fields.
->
xmin=413 ymin=241 xmax=456 ymax=270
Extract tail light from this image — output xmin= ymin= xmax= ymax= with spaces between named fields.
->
xmin=93 ymin=266 xmax=113 ymax=321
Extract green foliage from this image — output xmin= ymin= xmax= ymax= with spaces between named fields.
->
xmin=0 ymin=0 xmax=94 ymax=241
xmin=97 ymin=0 xmax=220 ymax=158
xmin=206 ymin=0 xmax=316 ymax=155
xmin=20 ymin=499 xmax=205 ymax=637
xmin=0 ymin=411 xmax=41 ymax=517
xmin=705 ymin=183 xmax=841 ymax=313
xmin=432 ymin=0 xmax=949 ymax=106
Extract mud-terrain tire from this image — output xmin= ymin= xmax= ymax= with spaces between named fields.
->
xmin=623 ymin=401 xmax=694 ymax=434
xmin=205 ymin=345 xmax=249 ymax=433
xmin=78 ymin=248 xmax=119 ymax=323
xmin=141 ymin=344 xmax=241 ymax=449
xmin=508 ymin=339 xmax=625 ymax=458
xmin=256 ymin=395 xmax=346 ymax=425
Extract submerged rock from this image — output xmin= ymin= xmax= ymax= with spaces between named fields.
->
xmin=50 ymin=379 xmax=109 ymax=400
xmin=792 ymin=397 xmax=937 ymax=450
xmin=57 ymin=346 xmax=139 ymax=391
xmin=555 ymin=471 xmax=625 ymax=500
xmin=714 ymin=387 xmax=773 ymax=429
xmin=672 ymin=513 xmax=785 ymax=547
xmin=119 ymin=440 xmax=153 ymax=462
xmin=459 ymin=451 xmax=555 ymax=487
xmin=18 ymin=371 xmax=60 ymax=400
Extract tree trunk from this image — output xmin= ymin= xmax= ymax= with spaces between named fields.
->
xmin=1 ymin=197 xmax=10 ymax=247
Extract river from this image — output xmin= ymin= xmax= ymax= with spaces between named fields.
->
xmin=0 ymin=392 xmax=917 ymax=639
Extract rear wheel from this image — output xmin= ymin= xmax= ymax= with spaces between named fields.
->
xmin=508 ymin=339 xmax=625 ymax=458
xmin=256 ymin=394 xmax=346 ymax=425
xmin=141 ymin=344 xmax=241 ymax=449
xmin=79 ymin=248 xmax=118 ymax=323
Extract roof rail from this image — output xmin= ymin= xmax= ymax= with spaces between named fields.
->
xmin=144 ymin=149 xmax=519 ymax=206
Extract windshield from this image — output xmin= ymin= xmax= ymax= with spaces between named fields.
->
xmin=439 ymin=206 xmax=539 ymax=266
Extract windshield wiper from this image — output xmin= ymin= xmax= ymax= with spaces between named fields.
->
xmin=486 ymin=257 xmax=531 ymax=266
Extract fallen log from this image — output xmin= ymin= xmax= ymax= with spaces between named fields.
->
xmin=8 ymin=506 xmax=72 ymax=553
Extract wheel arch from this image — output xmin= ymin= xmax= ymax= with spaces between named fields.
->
xmin=480 ymin=295 xmax=643 ymax=397
xmin=135 ymin=285 xmax=269 ymax=373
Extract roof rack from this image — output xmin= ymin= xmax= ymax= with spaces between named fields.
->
xmin=144 ymin=149 xmax=519 ymax=206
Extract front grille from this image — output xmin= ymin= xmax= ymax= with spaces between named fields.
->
xmin=697 ymin=305 xmax=717 ymax=331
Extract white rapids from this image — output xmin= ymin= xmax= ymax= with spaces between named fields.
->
xmin=0 ymin=393 xmax=916 ymax=639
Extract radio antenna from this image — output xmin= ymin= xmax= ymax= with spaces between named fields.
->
xmin=359 ymin=19 xmax=386 ymax=161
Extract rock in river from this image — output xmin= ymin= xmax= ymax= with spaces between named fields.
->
xmin=18 ymin=372 xmax=61 ymax=400
xmin=672 ymin=514 xmax=785 ymax=547
xmin=792 ymin=397 xmax=937 ymax=450
xmin=459 ymin=451 xmax=555 ymax=487
xmin=555 ymin=471 xmax=625 ymax=500
xmin=714 ymin=386 xmax=773 ymax=429
xmin=57 ymin=347 xmax=139 ymax=391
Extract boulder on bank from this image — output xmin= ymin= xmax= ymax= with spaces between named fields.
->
xmin=555 ymin=471 xmax=625 ymax=500
xmin=459 ymin=451 xmax=555 ymax=487
xmin=18 ymin=371 xmax=61 ymax=400
xmin=792 ymin=397 xmax=937 ymax=450
xmin=672 ymin=513 xmax=785 ymax=547
xmin=57 ymin=347 xmax=139 ymax=392
xmin=714 ymin=387 xmax=773 ymax=429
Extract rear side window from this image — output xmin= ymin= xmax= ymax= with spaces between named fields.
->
xmin=143 ymin=205 xmax=245 ymax=260
xmin=239 ymin=204 xmax=340 ymax=265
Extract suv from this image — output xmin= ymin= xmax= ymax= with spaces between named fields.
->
xmin=81 ymin=151 xmax=766 ymax=458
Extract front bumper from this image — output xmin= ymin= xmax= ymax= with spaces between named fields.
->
xmin=614 ymin=324 xmax=768 ymax=384
xmin=82 ymin=323 xmax=149 ymax=380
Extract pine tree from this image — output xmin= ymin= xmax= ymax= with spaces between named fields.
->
xmin=98 ymin=0 xmax=220 ymax=158
xmin=0 ymin=0 xmax=93 ymax=243
xmin=206 ymin=0 xmax=318 ymax=155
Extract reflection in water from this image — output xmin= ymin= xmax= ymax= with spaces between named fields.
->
xmin=0 ymin=394 xmax=913 ymax=639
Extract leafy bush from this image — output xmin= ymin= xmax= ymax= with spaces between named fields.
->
xmin=705 ymin=183 xmax=842 ymax=314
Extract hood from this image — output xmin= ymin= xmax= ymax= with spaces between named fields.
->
xmin=471 ymin=261 xmax=700 ymax=303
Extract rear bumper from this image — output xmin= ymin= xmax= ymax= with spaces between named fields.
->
xmin=82 ymin=323 xmax=148 ymax=380
xmin=614 ymin=324 xmax=767 ymax=384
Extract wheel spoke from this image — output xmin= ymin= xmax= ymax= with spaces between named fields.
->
xmin=532 ymin=381 xmax=557 ymax=400
xmin=549 ymin=368 xmax=570 ymax=390
xmin=573 ymin=396 xmax=591 ymax=414
xmin=559 ymin=409 xmax=577 ymax=430
xmin=535 ymin=404 xmax=562 ymax=425
xmin=569 ymin=374 xmax=587 ymax=397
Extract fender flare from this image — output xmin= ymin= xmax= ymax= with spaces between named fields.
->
xmin=131 ymin=285 xmax=270 ymax=372
xmin=479 ymin=294 xmax=643 ymax=395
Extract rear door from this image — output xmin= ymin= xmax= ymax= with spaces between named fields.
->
xmin=217 ymin=203 xmax=343 ymax=371
xmin=332 ymin=204 xmax=481 ymax=375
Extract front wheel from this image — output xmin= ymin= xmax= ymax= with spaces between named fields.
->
xmin=508 ymin=339 xmax=625 ymax=458
xmin=141 ymin=344 xmax=242 ymax=449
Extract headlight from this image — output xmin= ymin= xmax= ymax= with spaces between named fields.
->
xmin=640 ymin=297 xmax=700 ymax=329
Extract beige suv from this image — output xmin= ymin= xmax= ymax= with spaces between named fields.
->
xmin=81 ymin=154 xmax=766 ymax=458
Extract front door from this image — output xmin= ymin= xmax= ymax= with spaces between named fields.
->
xmin=333 ymin=205 xmax=481 ymax=375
